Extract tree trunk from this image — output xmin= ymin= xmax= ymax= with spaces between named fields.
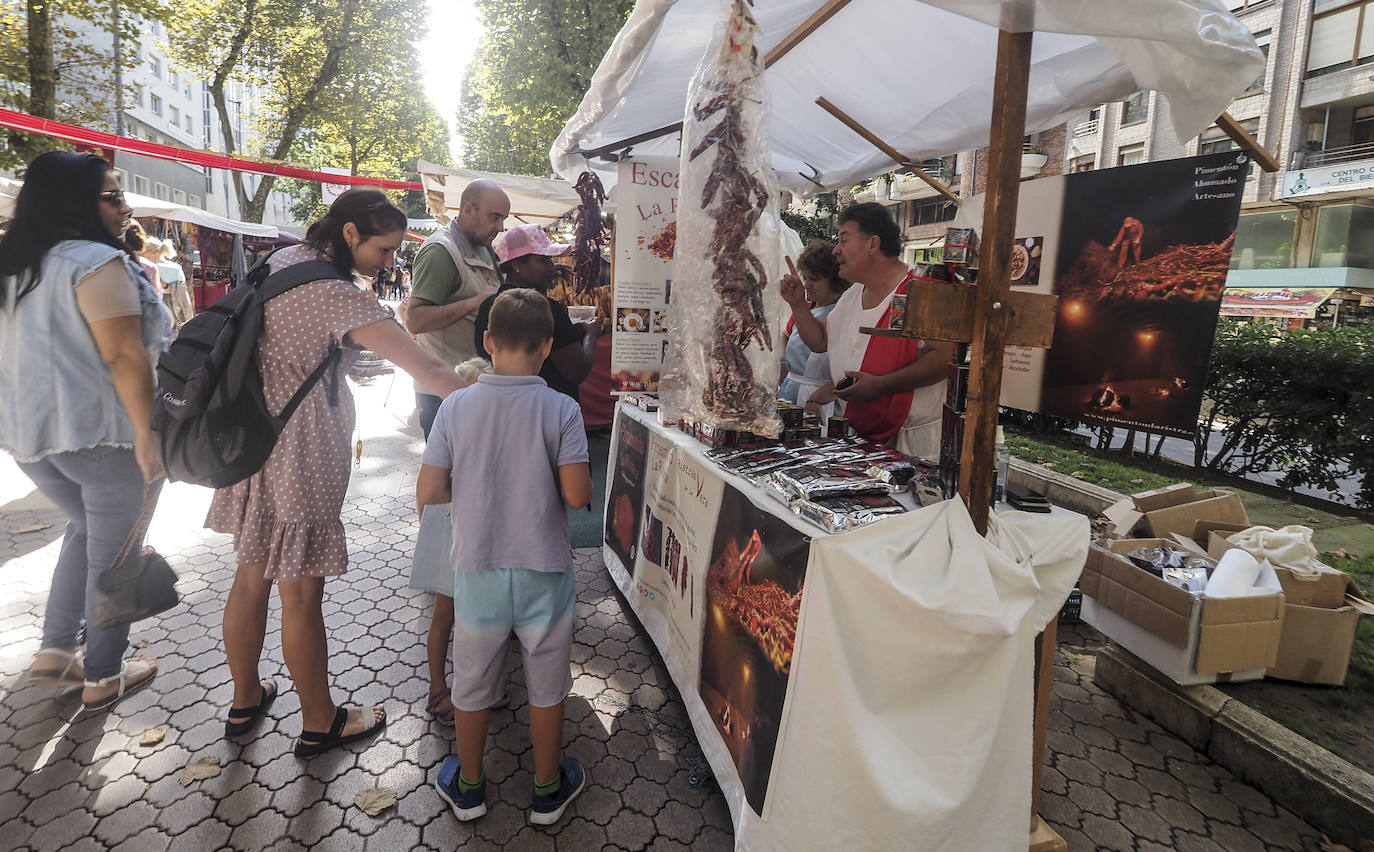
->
xmin=15 ymin=0 xmax=57 ymax=162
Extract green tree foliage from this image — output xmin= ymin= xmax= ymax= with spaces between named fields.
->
xmin=1 ymin=0 xmax=173 ymax=168
xmin=1200 ymin=320 xmax=1374 ymax=507
xmin=166 ymin=0 xmax=444 ymax=222
xmin=781 ymin=191 xmax=840 ymax=245
xmin=457 ymin=0 xmax=633 ymax=176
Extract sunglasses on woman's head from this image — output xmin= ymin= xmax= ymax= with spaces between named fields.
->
xmin=99 ymin=189 xmax=127 ymax=206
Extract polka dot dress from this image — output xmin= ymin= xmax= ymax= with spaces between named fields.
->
xmin=205 ymin=244 xmax=393 ymax=581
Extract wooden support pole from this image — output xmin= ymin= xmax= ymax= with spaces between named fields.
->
xmin=1217 ymin=111 xmax=1280 ymax=173
xmin=958 ymin=29 xmax=1033 ymax=534
xmin=815 ymin=97 xmax=960 ymax=204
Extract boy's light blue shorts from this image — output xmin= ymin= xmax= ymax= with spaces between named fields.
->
xmin=451 ymin=567 xmax=575 ymax=711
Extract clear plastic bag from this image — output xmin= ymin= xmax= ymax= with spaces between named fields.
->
xmin=658 ymin=0 xmax=782 ymax=437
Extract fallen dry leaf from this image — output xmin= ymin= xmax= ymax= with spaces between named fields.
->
xmin=1317 ymin=836 xmax=1353 ymax=852
xmin=1329 ymin=547 xmax=1357 ymax=560
xmin=1041 ymin=462 xmax=1056 ymax=469
xmin=14 ymin=522 xmax=52 ymax=534
xmin=132 ymin=640 xmax=150 ymax=649
xmin=354 ymin=786 xmax=397 ymax=816
xmin=179 ymin=756 xmax=221 ymax=786
xmin=1070 ymin=471 xmax=1086 ymax=479
xmin=1306 ymin=516 xmax=1321 ymax=524
xmin=140 ymin=725 xmax=168 ymax=747
xmin=1130 ymin=479 xmax=1145 ymax=485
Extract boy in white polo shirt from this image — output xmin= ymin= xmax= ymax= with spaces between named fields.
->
xmin=416 ymin=288 xmax=594 ymax=826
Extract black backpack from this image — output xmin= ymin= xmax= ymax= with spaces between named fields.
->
xmin=151 ymin=252 xmax=345 ymax=488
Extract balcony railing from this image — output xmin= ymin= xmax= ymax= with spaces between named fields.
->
xmin=1073 ymin=119 xmax=1100 ymax=138
xmin=1290 ymin=140 xmax=1374 ymax=169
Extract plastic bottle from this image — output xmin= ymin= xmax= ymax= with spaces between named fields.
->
xmin=993 ymin=426 xmax=1010 ymax=505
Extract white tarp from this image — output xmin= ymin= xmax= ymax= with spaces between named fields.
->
xmin=552 ymin=0 xmax=1264 ymax=195
xmin=417 ymin=160 xmax=580 ymax=223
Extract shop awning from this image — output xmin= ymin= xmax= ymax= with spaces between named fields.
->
xmin=417 ymin=161 xmax=579 ymax=224
xmin=1219 ymin=287 xmax=1337 ymax=319
xmin=552 ymin=0 xmax=1264 ymax=195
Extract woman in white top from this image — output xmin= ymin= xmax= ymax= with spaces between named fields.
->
xmin=777 ymin=240 xmax=850 ymax=422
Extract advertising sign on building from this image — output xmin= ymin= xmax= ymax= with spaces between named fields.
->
xmin=1281 ymin=161 xmax=1374 ymax=199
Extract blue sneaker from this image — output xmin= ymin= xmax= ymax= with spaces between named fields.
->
xmin=529 ymin=757 xmax=587 ymax=826
xmin=435 ymin=755 xmax=487 ymax=821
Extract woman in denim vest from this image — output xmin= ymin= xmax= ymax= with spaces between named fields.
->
xmin=0 ymin=152 xmax=172 ymax=711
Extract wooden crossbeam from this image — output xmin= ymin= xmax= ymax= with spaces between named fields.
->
xmin=764 ymin=0 xmax=854 ymax=68
xmin=814 ymin=96 xmax=960 ymax=204
xmin=862 ymin=283 xmax=1058 ymax=349
xmin=1217 ymin=112 xmax=1280 ymax=173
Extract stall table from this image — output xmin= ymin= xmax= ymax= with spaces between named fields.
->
xmin=601 ymin=403 xmax=1087 ymax=851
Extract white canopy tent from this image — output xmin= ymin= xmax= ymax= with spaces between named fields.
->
xmin=416 ymin=161 xmax=580 ymax=224
xmin=551 ymin=0 xmax=1265 ymax=195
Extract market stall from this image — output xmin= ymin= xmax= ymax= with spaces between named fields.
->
xmin=603 ymin=403 xmax=1086 ymax=850
xmin=561 ymin=1 xmax=1266 ymax=849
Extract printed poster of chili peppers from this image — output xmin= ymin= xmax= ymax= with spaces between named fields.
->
xmin=1040 ymin=152 xmax=1246 ymax=437
xmin=611 ymin=157 xmax=677 ymax=393
xmin=604 ymin=411 xmax=650 ymax=570
xmin=699 ymin=484 xmax=810 ymax=815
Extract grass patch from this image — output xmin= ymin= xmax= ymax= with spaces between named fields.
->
xmin=1321 ymin=550 xmax=1374 ymax=696
xmin=1004 ymin=428 xmax=1178 ymax=494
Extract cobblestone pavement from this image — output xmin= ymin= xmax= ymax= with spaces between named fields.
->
xmin=0 ymin=378 xmax=1330 ymax=851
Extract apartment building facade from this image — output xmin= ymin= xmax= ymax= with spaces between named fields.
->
xmin=70 ymin=17 xmax=294 ymax=227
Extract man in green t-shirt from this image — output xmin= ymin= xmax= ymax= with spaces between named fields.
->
xmin=404 ymin=179 xmax=511 ymax=437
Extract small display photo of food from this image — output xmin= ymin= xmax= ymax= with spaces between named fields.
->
xmin=618 ymin=308 xmax=651 ymax=333
xmin=1010 ymin=236 xmax=1043 ymax=287
xmin=652 ymin=310 xmax=670 ymax=333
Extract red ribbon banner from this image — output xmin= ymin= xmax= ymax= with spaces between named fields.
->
xmin=0 ymin=107 xmax=423 ymax=191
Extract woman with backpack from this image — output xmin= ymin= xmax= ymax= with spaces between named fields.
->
xmin=205 ymin=189 xmax=468 ymax=755
xmin=0 ymin=151 xmax=172 ymax=710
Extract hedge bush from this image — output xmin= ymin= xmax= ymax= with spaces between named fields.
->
xmin=1200 ymin=320 xmax=1374 ymax=507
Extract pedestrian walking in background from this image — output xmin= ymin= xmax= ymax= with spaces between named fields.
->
xmin=0 ymin=151 xmax=172 ymax=711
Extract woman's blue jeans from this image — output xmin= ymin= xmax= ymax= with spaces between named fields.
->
xmin=17 ymin=446 xmax=160 ymax=682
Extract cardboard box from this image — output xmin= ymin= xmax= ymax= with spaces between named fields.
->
xmin=1268 ymin=604 xmax=1362 ymax=685
xmin=1080 ymin=540 xmax=1284 ymax=685
xmin=1101 ymin=484 xmax=1249 ymax=540
xmin=1205 ymin=531 xmax=1374 ymax=685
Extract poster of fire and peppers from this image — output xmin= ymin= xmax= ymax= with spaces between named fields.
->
xmin=609 ymin=158 xmax=678 ymax=393
xmin=994 ymin=151 xmax=1247 ymax=438
xmin=603 ymin=407 xmax=811 ymax=816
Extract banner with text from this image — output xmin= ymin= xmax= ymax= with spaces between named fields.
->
xmin=604 ymin=406 xmax=812 ymax=818
xmin=610 ymin=158 xmax=678 ymax=393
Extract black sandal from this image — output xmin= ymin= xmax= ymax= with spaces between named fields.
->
xmin=293 ymin=705 xmax=386 ymax=757
xmin=225 ymin=678 xmax=278 ymax=738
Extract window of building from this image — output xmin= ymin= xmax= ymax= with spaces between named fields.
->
xmin=1198 ymin=118 xmax=1257 ymax=156
xmin=1314 ymin=203 xmax=1374 ymax=268
xmin=185 ymin=115 xmax=194 ymax=133
xmin=1069 ymin=155 xmax=1095 ymax=173
xmin=169 ymin=71 xmax=178 ymax=89
xmin=184 ymin=82 xmax=192 ymax=100
xmin=908 ymin=198 xmax=957 ymax=227
xmin=1246 ymin=33 xmax=1271 ymax=92
xmin=1121 ymin=92 xmax=1150 ymax=126
xmin=133 ymin=86 xmax=144 ymax=107
xmin=114 ymin=168 xmax=128 ymax=188
xmin=190 ymin=194 xmax=202 ymax=209
xmin=1306 ymin=3 xmax=1374 ymax=76
xmin=1351 ymin=105 xmax=1374 ymax=145
xmin=1118 ymin=144 xmax=1145 ymax=166
xmin=150 ymin=94 xmax=162 ymax=116
xmin=149 ymin=56 xmax=161 ymax=78
xmin=133 ymin=175 xmax=150 ymax=196
xmin=170 ymin=106 xmax=179 ymax=126
xmin=173 ymin=189 xmax=187 ymax=205
xmin=1231 ymin=209 xmax=1297 ymax=270
xmin=154 ymin=182 xmax=169 ymax=201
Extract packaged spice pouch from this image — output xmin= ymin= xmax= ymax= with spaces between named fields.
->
xmin=866 ymin=458 xmax=918 ymax=487
xmin=1126 ymin=546 xmax=1186 ymax=578
xmin=771 ymin=463 xmax=889 ymax=500
xmin=1165 ymin=564 xmax=1211 ymax=594
xmin=792 ymin=493 xmax=907 ymax=533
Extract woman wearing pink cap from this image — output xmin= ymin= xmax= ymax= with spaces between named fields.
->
xmin=472 ymin=224 xmax=599 ymax=401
